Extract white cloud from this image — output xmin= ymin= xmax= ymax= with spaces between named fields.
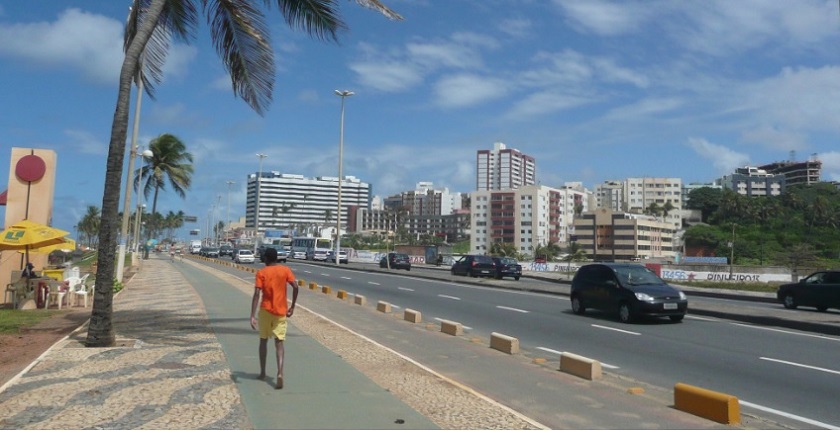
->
xmin=349 ymin=61 xmax=425 ymax=92
xmin=554 ymin=0 xmax=657 ymax=36
xmin=0 ymin=8 xmax=123 ymax=83
xmin=505 ymin=91 xmax=593 ymax=119
xmin=432 ymin=74 xmax=509 ymax=108
xmin=818 ymin=151 xmax=840 ymax=182
xmin=64 ymin=129 xmax=106 ymax=155
xmin=688 ymin=138 xmax=750 ymax=175
xmin=498 ymin=18 xmax=533 ymax=39
xmin=604 ymin=97 xmax=684 ymax=120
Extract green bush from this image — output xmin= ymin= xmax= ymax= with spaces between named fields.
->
xmin=113 ymin=279 xmax=124 ymax=293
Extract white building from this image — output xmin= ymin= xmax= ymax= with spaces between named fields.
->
xmin=716 ymin=166 xmax=785 ymax=197
xmin=624 ymin=177 xmax=683 ymax=231
xmin=476 ymin=142 xmax=536 ymax=191
xmin=469 ymin=184 xmax=591 ymax=255
xmin=246 ymin=171 xmax=371 ymax=236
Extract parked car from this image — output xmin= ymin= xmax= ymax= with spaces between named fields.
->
xmin=379 ymin=252 xmax=411 ymax=271
xmin=327 ymin=249 xmax=349 ymax=264
xmin=491 ymin=256 xmax=522 ymax=280
xmin=777 ymin=270 xmax=840 ymax=312
xmin=234 ymin=249 xmax=255 ymax=264
xmin=451 ymin=255 xmax=496 ymax=278
xmin=204 ymin=247 xmax=220 ymax=258
xmin=219 ymin=245 xmax=234 ymax=257
xmin=570 ymin=263 xmax=687 ymax=323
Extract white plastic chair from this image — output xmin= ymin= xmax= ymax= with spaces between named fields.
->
xmin=49 ymin=278 xmax=73 ymax=309
xmin=69 ymin=274 xmax=91 ymax=308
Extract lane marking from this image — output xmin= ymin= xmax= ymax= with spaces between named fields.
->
xmin=732 ymin=323 xmax=840 ymax=342
xmin=397 ymin=287 xmax=414 ymax=292
xmin=368 ymin=281 xmax=381 ymax=286
xmin=438 ymin=294 xmax=461 ymax=300
xmin=535 ymin=347 xmax=619 ymax=369
xmin=591 ymin=324 xmax=641 ymax=336
xmin=341 ymin=276 xmax=352 ymax=280
xmin=496 ymin=305 xmax=529 ymax=313
xmin=740 ymin=400 xmax=839 ymax=430
xmin=320 ymin=273 xmax=331 ymax=277
xmin=685 ymin=315 xmax=718 ymax=321
xmin=760 ymin=357 xmax=840 ymax=376
xmin=433 ymin=317 xmax=472 ymax=330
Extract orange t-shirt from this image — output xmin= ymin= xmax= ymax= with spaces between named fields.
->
xmin=255 ymin=265 xmax=296 ymax=316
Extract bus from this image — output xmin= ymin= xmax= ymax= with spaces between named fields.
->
xmin=290 ymin=237 xmax=332 ymax=260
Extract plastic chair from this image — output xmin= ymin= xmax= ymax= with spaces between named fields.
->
xmin=70 ymin=274 xmax=91 ymax=308
xmin=47 ymin=280 xmax=68 ymax=309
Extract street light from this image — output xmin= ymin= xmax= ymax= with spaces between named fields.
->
xmin=334 ymin=90 xmax=354 ymax=264
xmin=226 ymin=180 xmax=235 ymax=242
xmin=136 ymin=148 xmax=153 ymax=258
xmin=255 ymin=153 xmax=268 ymax=254
xmin=116 ymin=66 xmax=146 ymax=281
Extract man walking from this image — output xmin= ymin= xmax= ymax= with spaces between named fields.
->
xmin=250 ymin=247 xmax=299 ymax=389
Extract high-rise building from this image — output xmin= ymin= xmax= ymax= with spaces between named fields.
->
xmin=246 ymin=171 xmax=370 ymax=236
xmin=758 ymin=158 xmax=821 ymax=187
xmin=716 ymin=167 xmax=785 ymax=197
xmin=624 ymin=177 xmax=683 ymax=231
xmin=476 ymin=142 xmax=536 ymax=191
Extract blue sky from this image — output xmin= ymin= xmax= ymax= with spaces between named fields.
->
xmin=2 ymin=0 xmax=840 ymax=239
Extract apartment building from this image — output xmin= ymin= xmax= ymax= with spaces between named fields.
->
xmin=572 ymin=208 xmax=676 ymax=262
xmin=246 ymin=172 xmax=371 ymax=235
xmin=469 ymin=184 xmax=591 ymax=255
xmin=381 ymin=182 xmax=461 ymax=216
xmin=595 ymin=180 xmax=624 ymax=211
xmin=348 ymin=206 xmax=470 ymax=241
xmin=624 ymin=177 xmax=683 ymax=231
xmin=716 ymin=166 xmax=785 ymax=197
xmin=476 ymin=142 xmax=536 ymax=191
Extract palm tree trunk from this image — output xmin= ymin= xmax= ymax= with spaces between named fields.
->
xmin=86 ymin=0 xmax=166 ymax=348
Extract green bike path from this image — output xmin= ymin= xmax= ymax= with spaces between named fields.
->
xmin=175 ymin=261 xmax=439 ymax=430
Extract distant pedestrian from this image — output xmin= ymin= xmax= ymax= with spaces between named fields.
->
xmin=249 ymin=247 xmax=298 ymax=389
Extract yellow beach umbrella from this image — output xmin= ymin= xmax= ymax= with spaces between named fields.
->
xmin=0 ymin=219 xmax=70 ymax=268
xmin=24 ymin=237 xmax=76 ymax=254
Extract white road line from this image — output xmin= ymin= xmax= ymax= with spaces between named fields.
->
xmin=685 ymin=315 xmax=718 ymax=321
xmin=760 ymin=357 xmax=840 ymax=376
xmin=397 ymin=287 xmax=414 ymax=292
xmin=438 ymin=294 xmax=461 ymax=300
xmin=740 ymin=400 xmax=839 ymax=430
xmin=496 ymin=305 xmax=529 ymax=313
xmin=341 ymin=276 xmax=352 ymax=280
xmin=732 ymin=323 xmax=840 ymax=342
xmin=535 ymin=347 xmax=619 ymax=369
xmin=591 ymin=324 xmax=641 ymax=336
xmin=320 ymin=273 xmax=330 ymax=277
xmin=433 ymin=317 xmax=472 ymax=330
xmin=368 ymin=281 xmax=380 ymax=285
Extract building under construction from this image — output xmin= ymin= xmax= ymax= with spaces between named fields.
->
xmin=758 ymin=155 xmax=821 ymax=187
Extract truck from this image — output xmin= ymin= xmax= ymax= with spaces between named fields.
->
xmin=189 ymin=240 xmax=202 ymax=254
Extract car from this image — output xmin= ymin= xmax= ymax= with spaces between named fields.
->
xmin=309 ymin=249 xmax=329 ymax=261
xmin=777 ymin=270 xmax=840 ymax=312
xmin=379 ymin=252 xmax=411 ymax=271
xmin=451 ymin=255 xmax=496 ymax=278
xmin=327 ymin=249 xmax=349 ymax=264
xmin=204 ymin=247 xmax=220 ymax=258
xmin=491 ymin=256 xmax=522 ymax=280
xmin=219 ymin=245 xmax=234 ymax=257
xmin=570 ymin=263 xmax=687 ymax=323
xmin=234 ymin=249 xmax=255 ymax=264
xmin=292 ymin=250 xmax=307 ymax=259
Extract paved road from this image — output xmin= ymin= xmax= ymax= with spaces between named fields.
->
xmin=0 ymin=254 xmax=803 ymax=429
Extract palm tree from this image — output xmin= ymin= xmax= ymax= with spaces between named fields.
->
xmin=87 ymin=0 xmax=402 ymax=347
xmin=136 ymin=133 xmax=194 ymax=258
xmin=78 ymin=206 xmax=101 ymax=249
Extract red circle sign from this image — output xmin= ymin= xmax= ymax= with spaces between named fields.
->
xmin=16 ymin=154 xmax=47 ymax=182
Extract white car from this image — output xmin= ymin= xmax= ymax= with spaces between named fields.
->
xmin=309 ymin=249 xmax=329 ymax=261
xmin=234 ymin=249 xmax=255 ymax=264
xmin=327 ymin=250 xmax=349 ymax=264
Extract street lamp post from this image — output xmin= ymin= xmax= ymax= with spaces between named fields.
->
xmin=226 ymin=180 xmax=235 ymax=242
xmin=132 ymin=148 xmax=153 ymax=259
xmin=116 ymin=74 xmax=145 ymax=281
xmin=255 ymin=153 xmax=268 ymax=254
xmin=334 ymin=90 xmax=354 ymax=264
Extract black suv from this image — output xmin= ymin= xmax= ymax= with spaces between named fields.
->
xmin=491 ymin=257 xmax=522 ymax=280
xmin=204 ymin=247 xmax=221 ymax=258
xmin=570 ymin=263 xmax=687 ymax=323
xmin=777 ymin=270 xmax=840 ymax=312
xmin=451 ymin=255 xmax=497 ymax=278
xmin=379 ymin=252 xmax=411 ymax=270
xmin=219 ymin=245 xmax=234 ymax=257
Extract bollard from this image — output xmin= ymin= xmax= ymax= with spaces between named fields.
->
xmin=440 ymin=319 xmax=463 ymax=336
xmin=404 ymin=308 xmax=422 ymax=323
xmin=322 ymin=285 xmax=332 ymax=295
xmin=559 ymin=352 xmax=602 ymax=380
xmin=337 ymin=290 xmax=348 ymax=300
xmin=490 ymin=332 xmax=520 ymax=354
xmin=674 ymin=383 xmax=740 ymax=424
xmin=376 ymin=301 xmax=391 ymax=313
xmin=354 ymin=294 xmax=366 ymax=306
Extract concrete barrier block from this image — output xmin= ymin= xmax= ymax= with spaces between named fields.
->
xmin=559 ymin=352 xmax=602 ymax=381
xmin=297 ymin=279 xmax=305 ymax=287
xmin=376 ymin=301 xmax=391 ymax=313
xmin=404 ymin=308 xmax=422 ymax=323
xmin=322 ymin=285 xmax=332 ymax=295
xmin=674 ymin=383 xmax=740 ymax=425
xmin=354 ymin=294 xmax=366 ymax=305
xmin=440 ymin=319 xmax=463 ymax=336
xmin=490 ymin=332 xmax=520 ymax=354
xmin=337 ymin=290 xmax=348 ymax=300
xmin=309 ymin=282 xmax=318 ymax=290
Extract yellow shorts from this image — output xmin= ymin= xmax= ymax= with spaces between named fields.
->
xmin=258 ymin=308 xmax=287 ymax=340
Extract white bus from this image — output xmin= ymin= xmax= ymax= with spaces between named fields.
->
xmin=290 ymin=237 xmax=332 ymax=260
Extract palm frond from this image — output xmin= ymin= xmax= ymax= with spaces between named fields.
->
xmin=351 ymin=0 xmax=403 ymax=20
xmin=271 ymin=0 xmax=347 ymax=42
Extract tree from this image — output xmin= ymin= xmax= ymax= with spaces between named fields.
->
xmin=87 ymin=0 xmax=403 ymax=347
xmin=77 ymin=206 xmax=102 ymax=249
xmin=136 ymin=133 xmax=194 ymax=258
xmin=686 ymin=187 xmax=722 ymax=222
xmin=563 ymin=242 xmax=587 ymax=272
